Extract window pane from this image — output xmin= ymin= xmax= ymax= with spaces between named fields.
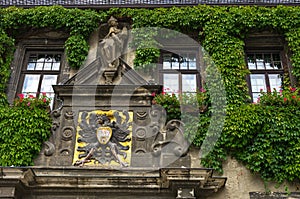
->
xmin=163 ymin=74 xmax=179 ymax=94
xmin=272 ymin=53 xmax=282 ymax=69
xmin=180 ymin=55 xmax=188 ymax=70
xmin=44 ymin=54 xmax=54 ymax=70
xmin=27 ymin=53 xmax=61 ymax=71
xmin=44 ymin=62 xmax=52 ymax=70
xmin=264 ymin=54 xmax=272 ymax=69
xmin=171 ymin=56 xmax=180 ymax=70
xmin=256 ymin=54 xmax=264 ymax=69
xmin=44 ymin=54 xmax=52 ymax=70
xmin=273 ymin=61 xmax=282 ymax=70
xmin=52 ymin=54 xmax=61 ymax=71
xmin=40 ymin=75 xmax=58 ymax=93
xmin=41 ymin=75 xmax=58 ymax=109
xmin=250 ymin=74 xmax=266 ymax=92
xmin=163 ymin=54 xmax=171 ymax=69
xmin=36 ymin=63 xmax=44 ymax=70
xmin=22 ymin=74 xmax=40 ymax=95
xmin=188 ymin=53 xmax=197 ymax=70
xmin=182 ymin=74 xmax=197 ymax=92
xmin=269 ymin=74 xmax=282 ymax=92
xmin=52 ymin=63 xmax=60 ymax=71
xmin=27 ymin=63 xmax=36 ymax=70
xmin=247 ymin=54 xmax=256 ymax=69
xmin=252 ymin=92 xmax=261 ymax=103
xmin=36 ymin=54 xmax=46 ymax=70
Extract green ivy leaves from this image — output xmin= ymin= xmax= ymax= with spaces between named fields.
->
xmin=0 ymin=6 xmax=105 ymax=69
xmin=0 ymin=106 xmax=51 ymax=166
xmin=65 ymin=34 xmax=89 ymax=68
xmin=0 ymin=5 xmax=300 ymax=184
xmin=0 ymin=30 xmax=14 ymax=106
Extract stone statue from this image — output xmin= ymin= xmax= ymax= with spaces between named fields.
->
xmin=71 ymin=16 xmax=129 ymax=85
xmin=99 ymin=16 xmax=128 ymax=70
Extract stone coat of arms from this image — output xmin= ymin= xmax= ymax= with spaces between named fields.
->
xmin=73 ymin=110 xmax=132 ymax=167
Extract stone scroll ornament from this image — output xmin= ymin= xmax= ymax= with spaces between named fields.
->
xmin=73 ymin=110 xmax=132 ymax=167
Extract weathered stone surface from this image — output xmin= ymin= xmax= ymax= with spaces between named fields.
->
xmin=0 ymin=167 xmax=226 ymax=198
xmin=204 ymin=157 xmax=299 ymax=199
xmin=250 ymin=192 xmax=300 ymax=199
xmin=20 ymin=19 xmax=227 ymax=199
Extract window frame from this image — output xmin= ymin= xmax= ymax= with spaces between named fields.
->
xmin=244 ymin=31 xmax=293 ymax=102
xmin=159 ymin=49 xmax=201 ymax=94
xmin=18 ymin=50 xmax=63 ymax=99
xmin=7 ymin=36 xmax=68 ymax=108
xmin=246 ymin=50 xmax=286 ymax=102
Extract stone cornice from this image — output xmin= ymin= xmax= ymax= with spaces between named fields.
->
xmin=0 ymin=167 xmax=226 ymax=198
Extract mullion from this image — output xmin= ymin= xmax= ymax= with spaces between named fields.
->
xmin=179 ymin=73 xmax=182 ymax=93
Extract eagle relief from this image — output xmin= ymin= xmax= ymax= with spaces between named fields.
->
xmin=73 ymin=110 xmax=132 ymax=167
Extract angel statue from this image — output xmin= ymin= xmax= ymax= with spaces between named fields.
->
xmin=99 ymin=16 xmax=128 ymax=70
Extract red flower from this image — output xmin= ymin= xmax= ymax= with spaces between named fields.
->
xmin=41 ymin=92 xmax=47 ymax=96
xmin=27 ymin=102 xmax=31 ymax=106
xmin=284 ymin=98 xmax=288 ymax=102
xmin=200 ymin=88 xmax=206 ymax=93
xmin=292 ymin=95 xmax=296 ymax=99
xmin=18 ymin=93 xmax=24 ymax=99
xmin=29 ymin=95 xmax=34 ymax=98
xmin=151 ymin=92 xmax=156 ymax=97
xmin=290 ymin=87 xmax=297 ymax=92
xmin=43 ymin=98 xmax=47 ymax=103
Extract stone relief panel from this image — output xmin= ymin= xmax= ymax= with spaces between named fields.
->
xmin=73 ymin=110 xmax=132 ymax=167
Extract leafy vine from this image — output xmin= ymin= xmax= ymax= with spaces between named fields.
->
xmin=0 ymin=5 xmax=300 ymax=184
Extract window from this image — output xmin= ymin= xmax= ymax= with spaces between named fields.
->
xmin=245 ymin=31 xmax=291 ymax=102
xmin=19 ymin=51 xmax=62 ymax=107
xmin=6 ymin=30 xmax=68 ymax=108
xmin=160 ymin=51 xmax=200 ymax=94
xmin=246 ymin=52 xmax=284 ymax=102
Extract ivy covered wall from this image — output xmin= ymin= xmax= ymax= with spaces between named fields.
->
xmin=0 ymin=5 xmax=300 ymax=184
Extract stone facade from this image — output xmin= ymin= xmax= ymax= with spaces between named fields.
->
xmin=0 ymin=19 xmax=226 ymax=199
xmin=2 ymin=16 xmax=299 ymax=199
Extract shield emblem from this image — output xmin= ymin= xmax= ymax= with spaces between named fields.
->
xmin=96 ymin=127 xmax=112 ymax=145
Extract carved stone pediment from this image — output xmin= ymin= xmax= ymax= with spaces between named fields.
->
xmin=64 ymin=58 xmax=149 ymax=85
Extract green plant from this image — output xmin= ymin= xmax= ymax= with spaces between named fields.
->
xmin=1 ymin=5 xmax=300 ymax=184
xmin=0 ymin=95 xmax=52 ymax=166
xmin=0 ymin=30 xmax=14 ymax=106
xmin=259 ymin=87 xmax=300 ymax=106
xmin=153 ymin=92 xmax=181 ymax=122
xmin=14 ymin=93 xmax=51 ymax=109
